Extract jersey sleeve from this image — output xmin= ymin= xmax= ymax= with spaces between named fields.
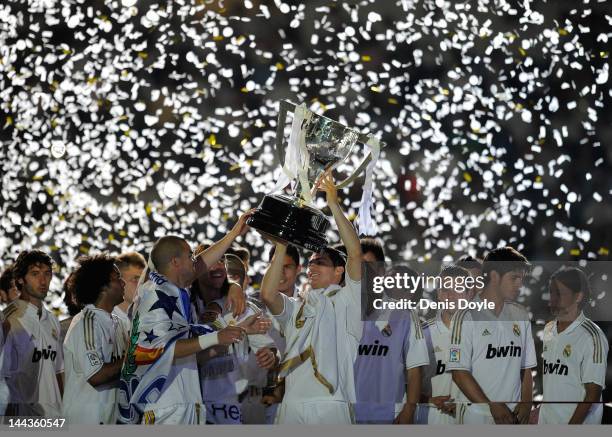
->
xmin=334 ymin=276 xmax=363 ymax=341
xmin=419 ymin=324 xmax=436 ymax=397
xmin=69 ymin=315 xmax=105 ymax=381
xmin=579 ymin=326 xmax=609 ymax=388
xmin=272 ymin=293 xmax=297 ymax=334
xmin=446 ymin=310 xmax=473 ymax=372
xmin=0 ymin=325 xmax=17 ymax=378
xmin=521 ymin=321 xmax=537 ymax=369
xmin=405 ymin=311 xmax=429 ymax=369
xmin=52 ymin=317 xmax=64 ymax=374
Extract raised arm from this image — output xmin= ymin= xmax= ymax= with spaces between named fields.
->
xmin=260 ymin=243 xmax=287 ymax=315
xmin=318 ymin=172 xmax=362 ymax=282
xmin=196 ymin=209 xmax=254 ymax=268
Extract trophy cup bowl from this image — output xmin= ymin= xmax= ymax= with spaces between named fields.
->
xmin=247 ymin=100 xmax=380 ymax=252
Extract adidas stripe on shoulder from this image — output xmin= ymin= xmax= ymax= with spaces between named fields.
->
xmin=580 ymin=319 xmax=605 ymax=364
xmin=450 ymin=309 xmax=470 ymax=345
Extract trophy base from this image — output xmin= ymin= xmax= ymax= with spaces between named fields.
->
xmin=247 ymin=194 xmax=329 ymax=252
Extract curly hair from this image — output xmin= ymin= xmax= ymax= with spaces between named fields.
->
xmin=72 ymin=254 xmax=117 ymax=306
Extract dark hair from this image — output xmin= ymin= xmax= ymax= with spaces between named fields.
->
xmin=115 ymin=251 xmax=146 ymax=271
xmin=482 ymin=247 xmax=530 ymax=283
xmin=331 ymin=243 xmax=347 ymax=255
xmin=0 ymin=265 xmax=15 ymax=291
xmin=360 ymin=237 xmax=385 ymax=263
xmin=456 ymin=255 xmax=482 ymax=272
xmin=227 ymin=245 xmax=250 ymax=265
xmin=72 ymin=254 xmax=117 ymax=306
xmin=13 ymin=250 xmax=53 ymax=290
xmin=320 ymin=247 xmax=347 ymax=268
xmin=440 ymin=264 xmax=471 ymax=278
xmin=549 ymin=267 xmax=591 ymax=307
xmin=319 ymin=247 xmax=347 ymax=284
xmin=268 ymin=244 xmax=300 ymax=266
xmin=62 ymin=271 xmax=82 ymax=316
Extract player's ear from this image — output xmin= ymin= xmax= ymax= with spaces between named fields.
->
xmin=575 ymin=291 xmax=584 ymax=306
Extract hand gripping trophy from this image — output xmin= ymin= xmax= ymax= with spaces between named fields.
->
xmin=247 ymin=100 xmax=383 ymax=252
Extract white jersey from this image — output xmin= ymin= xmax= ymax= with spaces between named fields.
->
xmin=539 ymin=312 xmax=608 ymax=424
xmin=199 ymin=298 xmax=274 ymax=424
xmin=446 ymin=298 xmax=536 ymax=421
xmin=273 ymin=277 xmax=362 ymax=424
xmin=63 ymin=305 xmax=128 ymax=424
xmin=420 ymin=312 xmax=461 ymax=424
xmin=353 ymin=309 xmax=429 ymax=423
xmin=0 ymin=299 xmax=64 ymax=417
xmin=112 ymin=306 xmax=131 ymax=338
xmin=0 ymin=311 xmax=8 ymax=415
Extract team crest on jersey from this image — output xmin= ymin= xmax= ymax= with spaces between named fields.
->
xmin=381 ymin=324 xmax=392 ymax=337
xmin=449 ymin=347 xmax=460 ymax=363
xmin=563 ymin=344 xmax=572 ymax=358
xmin=543 ymin=344 xmax=548 ymax=352
xmin=513 ymin=324 xmax=521 ymax=337
xmin=51 ymin=328 xmax=58 ymax=340
xmin=482 ymin=329 xmax=491 ymax=336
xmin=87 ymin=351 xmax=102 ymax=367
xmin=434 ymin=346 xmax=443 ymax=353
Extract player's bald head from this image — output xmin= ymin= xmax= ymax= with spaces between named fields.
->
xmin=150 ymin=236 xmax=189 ymax=274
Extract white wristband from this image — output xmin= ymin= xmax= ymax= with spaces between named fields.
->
xmin=198 ymin=332 xmax=219 ymax=351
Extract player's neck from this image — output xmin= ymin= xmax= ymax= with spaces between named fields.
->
xmin=117 ymin=300 xmax=130 ymax=313
xmin=95 ymin=297 xmax=115 ymax=314
xmin=440 ymin=310 xmax=452 ymax=328
xmin=199 ymin=285 xmax=222 ymax=305
xmin=556 ymin=309 xmax=580 ymax=332
xmin=20 ymin=294 xmax=43 ymax=310
xmin=481 ymin=286 xmax=504 ymax=316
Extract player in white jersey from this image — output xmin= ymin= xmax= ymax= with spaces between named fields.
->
xmin=112 ymin=252 xmax=146 ymax=334
xmin=539 ymin=267 xmax=609 ymax=424
xmin=62 ymin=255 xmax=129 ymax=424
xmin=420 ymin=265 xmax=474 ymax=424
xmin=354 ymin=240 xmax=429 ymax=424
xmin=0 ymin=250 xmax=64 ymax=417
xmin=448 ymin=247 xmax=536 ymax=424
xmin=260 ymin=172 xmax=363 ymax=424
xmin=0 ymin=264 xmax=18 ymax=416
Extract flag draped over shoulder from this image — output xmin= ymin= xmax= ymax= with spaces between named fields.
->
xmin=117 ymin=271 xmax=213 ymax=424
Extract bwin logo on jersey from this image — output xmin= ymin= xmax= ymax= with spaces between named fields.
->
xmin=32 ymin=346 xmax=57 ymax=363
xmin=485 ymin=342 xmax=522 ymax=359
xmin=543 ymin=359 xmax=569 ymax=376
xmin=358 ymin=340 xmax=389 ymax=356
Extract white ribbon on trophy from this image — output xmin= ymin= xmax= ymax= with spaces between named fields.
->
xmin=272 ymin=104 xmax=315 ymax=204
xmin=357 ymin=135 xmax=381 ymax=236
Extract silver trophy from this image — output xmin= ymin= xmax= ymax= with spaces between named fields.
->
xmin=247 ymin=100 xmax=382 ymax=252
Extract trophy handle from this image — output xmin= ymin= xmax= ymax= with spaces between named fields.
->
xmin=275 ymin=100 xmax=294 ymax=165
xmin=334 ymin=134 xmax=385 ymax=190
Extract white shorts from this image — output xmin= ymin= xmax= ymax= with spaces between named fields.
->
xmin=427 ymin=405 xmax=457 ymax=424
xmin=276 ymin=400 xmax=354 ymax=424
xmin=538 ymin=403 xmax=603 ymax=424
xmin=456 ymin=403 xmax=495 ymax=424
xmin=142 ymin=403 xmax=204 ymax=425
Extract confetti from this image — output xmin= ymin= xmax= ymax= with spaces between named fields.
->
xmin=0 ymin=0 xmax=610 ymax=316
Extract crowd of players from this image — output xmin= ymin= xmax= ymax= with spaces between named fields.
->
xmin=0 ymin=177 xmax=609 ymax=425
